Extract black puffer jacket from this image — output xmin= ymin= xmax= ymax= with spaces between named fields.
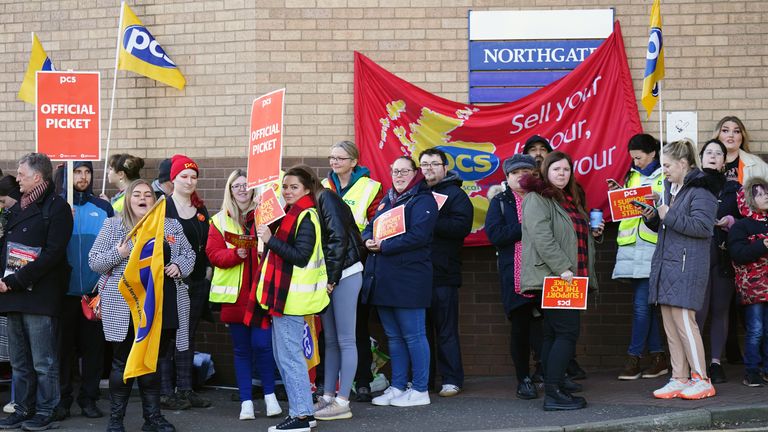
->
xmin=430 ymin=170 xmax=473 ymax=287
xmin=316 ymin=189 xmax=366 ymax=285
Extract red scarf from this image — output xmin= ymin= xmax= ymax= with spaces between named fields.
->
xmin=244 ymin=194 xmax=315 ymax=323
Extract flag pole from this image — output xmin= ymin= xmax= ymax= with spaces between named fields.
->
xmin=102 ymin=1 xmax=125 ymax=195
xmin=658 ymin=81 xmax=665 ymax=206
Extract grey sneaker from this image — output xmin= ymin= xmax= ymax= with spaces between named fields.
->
xmin=314 ymin=400 xmax=352 ymax=421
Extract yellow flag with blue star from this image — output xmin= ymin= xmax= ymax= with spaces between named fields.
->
xmin=641 ymin=0 xmax=665 ymax=118
xmin=18 ymin=33 xmax=55 ymax=104
xmin=119 ymin=198 xmax=166 ymax=381
xmin=117 ymin=2 xmax=185 ymax=90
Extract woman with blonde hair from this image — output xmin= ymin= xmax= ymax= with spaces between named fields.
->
xmin=713 ymin=116 xmax=768 ymax=185
xmin=206 ymin=169 xmax=281 ymax=420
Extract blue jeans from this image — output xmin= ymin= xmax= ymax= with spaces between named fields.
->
xmin=377 ymin=307 xmax=430 ymax=392
xmin=6 ymin=313 xmax=60 ymax=417
xmin=743 ymin=303 xmax=768 ymax=373
xmin=272 ymin=315 xmax=313 ymax=417
xmin=628 ymin=278 xmax=663 ymax=356
xmin=230 ymin=323 xmax=277 ymax=402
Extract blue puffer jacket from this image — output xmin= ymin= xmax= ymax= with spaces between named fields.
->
xmin=361 ymin=179 xmax=438 ymax=309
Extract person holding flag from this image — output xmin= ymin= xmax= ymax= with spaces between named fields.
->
xmin=89 ymin=179 xmax=195 ymax=432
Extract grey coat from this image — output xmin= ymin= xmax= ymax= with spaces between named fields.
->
xmin=648 ymin=169 xmax=718 ymax=310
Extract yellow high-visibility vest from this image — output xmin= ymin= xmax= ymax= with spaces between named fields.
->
xmin=256 ymin=208 xmax=329 ymax=315
xmin=322 ymin=177 xmax=381 ymax=232
xmin=617 ymin=170 xmax=664 ymax=246
xmin=208 ymin=211 xmax=243 ymax=303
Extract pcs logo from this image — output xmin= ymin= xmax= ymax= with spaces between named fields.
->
xmin=123 ymin=25 xmax=177 ymax=68
xmin=436 ymin=145 xmax=499 ymax=182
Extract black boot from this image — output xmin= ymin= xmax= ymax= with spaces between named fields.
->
xmin=107 ymin=384 xmax=131 ymax=432
xmin=140 ymin=386 xmax=176 ymax=432
xmin=561 ymin=376 xmax=583 ymax=393
xmin=543 ymin=384 xmax=586 ymax=411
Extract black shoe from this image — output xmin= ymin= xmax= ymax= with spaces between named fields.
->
xmin=543 ymin=385 xmax=586 ymax=411
xmin=0 ymin=412 xmax=31 ymax=430
xmin=159 ymin=395 xmax=191 ymax=411
xmin=566 ymin=359 xmax=587 ymax=380
xmin=79 ymin=401 xmax=103 ymax=419
xmin=268 ymin=415 xmax=311 ymax=431
xmin=709 ymin=362 xmax=727 ymax=384
xmin=743 ymin=371 xmax=763 ymax=387
xmin=561 ymin=377 xmax=583 ymax=393
xmin=52 ymin=406 xmax=69 ymax=422
xmin=516 ymin=377 xmax=538 ymax=400
xmin=531 ymin=363 xmax=544 ymax=383
xmin=106 ymin=417 xmax=126 ymax=432
xmin=177 ymin=390 xmax=211 ymax=408
xmin=355 ymin=386 xmax=372 ymax=403
xmin=19 ymin=414 xmax=58 ymax=432
xmin=141 ymin=414 xmax=175 ymax=432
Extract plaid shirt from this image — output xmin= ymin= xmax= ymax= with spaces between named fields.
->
xmin=560 ymin=197 xmax=589 ymax=277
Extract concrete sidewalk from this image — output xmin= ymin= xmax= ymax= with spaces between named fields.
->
xmin=2 ymin=362 xmax=767 ymax=431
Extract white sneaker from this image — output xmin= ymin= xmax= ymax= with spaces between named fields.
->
xmin=264 ymin=393 xmax=283 ymax=417
xmin=680 ymin=377 xmax=716 ymax=400
xmin=439 ymin=384 xmax=461 ymax=397
xmin=239 ymin=400 xmax=255 ymax=420
xmin=371 ymin=386 xmax=404 ymax=406
xmin=390 ymin=388 xmax=431 ymax=407
xmin=2 ymin=402 xmax=15 ymax=414
xmin=653 ymin=378 xmax=690 ymax=399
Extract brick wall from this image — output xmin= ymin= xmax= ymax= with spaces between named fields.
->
xmin=1 ymin=0 xmax=766 ymax=385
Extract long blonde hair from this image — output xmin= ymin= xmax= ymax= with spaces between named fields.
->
xmin=221 ymin=169 xmax=255 ymax=224
xmin=121 ymin=179 xmax=156 ymax=231
xmin=712 ymin=116 xmax=751 ymax=153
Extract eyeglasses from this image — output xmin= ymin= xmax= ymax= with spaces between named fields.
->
xmin=703 ymin=150 xmax=724 ymax=157
xmin=328 ymin=156 xmax=352 ymax=162
xmin=230 ymin=183 xmax=248 ymax=191
xmin=420 ymin=162 xmax=444 ymax=169
xmin=391 ymin=169 xmax=415 ymax=177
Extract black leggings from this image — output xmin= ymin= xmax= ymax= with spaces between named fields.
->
xmin=541 ymin=309 xmax=580 ymax=386
xmin=507 ymin=303 xmax=543 ymax=382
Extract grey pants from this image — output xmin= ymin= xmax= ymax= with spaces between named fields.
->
xmin=321 ymin=271 xmax=362 ymax=399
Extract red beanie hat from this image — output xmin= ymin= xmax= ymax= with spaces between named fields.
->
xmin=170 ymin=154 xmax=199 ymax=181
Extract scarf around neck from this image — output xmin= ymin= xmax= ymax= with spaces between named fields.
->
xmin=21 ymin=181 xmax=49 ymax=210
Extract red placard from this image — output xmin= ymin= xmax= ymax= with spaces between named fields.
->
xmin=541 ymin=277 xmax=589 ymax=310
xmin=36 ymin=71 xmax=100 ymax=161
xmin=256 ymin=187 xmax=286 ymax=226
xmin=433 ymin=192 xmax=448 ymax=210
xmin=247 ymin=88 xmax=285 ymax=189
xmin=224 ymin=231 xmax=257 ymax=249
xmin=607 ymin=186 xmax=654 ymax=221
xmin=373 ymin=205 xmax=406 ymax=241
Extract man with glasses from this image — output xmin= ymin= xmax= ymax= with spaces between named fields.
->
xmin=418 ymin=149 xmax=473 ymax=398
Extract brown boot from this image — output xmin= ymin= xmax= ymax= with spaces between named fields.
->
xmin=642 ymin=352 xmax=669 ymax=378
xmin=617 ymin=355 xmax=642 ymax=380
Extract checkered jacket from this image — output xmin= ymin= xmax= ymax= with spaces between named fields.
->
xmin=88 ymin=217 xmax=195 ymax=350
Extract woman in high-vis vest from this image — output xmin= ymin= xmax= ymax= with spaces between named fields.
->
xmin=322 ymin=140 xmax=383 ymax=403
xmin=608 ymin=134 xmax=668 ymax=381
xmin=252 ymin=165 xmax=330 ymax=432
xmin=206 ymin=169 xmax=281 ymax=421
xmin=101 ymin=153 xmax=144 ymax=213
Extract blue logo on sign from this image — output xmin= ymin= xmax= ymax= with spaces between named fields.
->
xmin=123 ymin=25 xmax=177 ymax=68
xmin=436 ymin=145 xmax=499 ymax=181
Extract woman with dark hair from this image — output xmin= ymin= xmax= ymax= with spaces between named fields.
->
xmin=648 ymin=139 xmax=719 ymax=400
xmin=206 ymin=169 xmax=281 ymax=420
xmin=520 ymin=151 xmax=603 ymax=411
xmin=253 ymin=165 xmax=330 ymax=432
xmin=609 ymin=134 xmax=668 ymax=381
xmin=159 ymin=155 xmax=212 ymax=410
xmin=365 ymin=156 xmax=438 ymax=408
xmin=89 ymin=179 xmax=195 ymax=432
xmin=103 ymin=154 xmax=144 ymax=213
xmin=694 ymin=139 xmax=738 ymax=383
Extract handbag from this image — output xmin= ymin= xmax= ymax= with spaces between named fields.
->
xmin=81 ymin=274 xmax=107 ymax=321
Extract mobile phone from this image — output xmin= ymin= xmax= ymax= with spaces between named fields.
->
xmin=606 ymin=178 xmax=621 ymax=189
xmin=630 ymin=200 xmax=654 ymax=211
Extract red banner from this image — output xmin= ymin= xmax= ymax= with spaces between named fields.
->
xmin=355 ymin=22 xmax=641 ymax=246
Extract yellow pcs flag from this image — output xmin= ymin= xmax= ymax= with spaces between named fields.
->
xmin=641 ymin=0 xmax=665 ymax=118
xmin=303 ymin=315 xmax=321 ymax=370
xmin=18 ymin=33 xmax=55 ymax=104
xmin=118 ymin=198 xmax=167 ymax=381
xmin=118 ymin=2 xmax=185 ymax=90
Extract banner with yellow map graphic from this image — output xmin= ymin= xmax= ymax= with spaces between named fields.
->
xmin=354 ymin=22 xmax=641 ymax=246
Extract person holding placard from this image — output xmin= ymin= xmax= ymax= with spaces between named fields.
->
xmin=363 ymin=156 xmax=438 ymax=408
xmin=608 ymin=134 xmax=668 ymax=381
xmin=253 ymin=165 xmax=330 ymax=432
xmin=519 ymin=151 xmax=602 ymax=411
xmin=647 ymin=139 xmax=719 ymax=400
xmin=206 ymin=169 xmax=281 ymax=421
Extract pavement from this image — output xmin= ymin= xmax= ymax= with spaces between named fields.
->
xmin=2 ymin=362 xmax=768 ymax=431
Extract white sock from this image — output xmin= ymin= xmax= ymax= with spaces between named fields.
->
xmin=322 ymin=395 xmax=333 ymax=403
xmin=335 ymin=397 xmax=349 ymax=407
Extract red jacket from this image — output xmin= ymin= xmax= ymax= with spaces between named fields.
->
xmin=206 ymin=211 xmax=260 ymax=324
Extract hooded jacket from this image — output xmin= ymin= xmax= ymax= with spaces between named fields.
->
xmin=647 ymin=169 xmax=719 ymax=310
xmin=428 ymin=170 xmax=473 ymax=287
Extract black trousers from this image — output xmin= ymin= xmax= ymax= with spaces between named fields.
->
xmin=541 ymin=308 xmax=580 ymax=386
xmin=354 ymin=298 xmax=374 ymax=388
xmin=427 ymin=285 xmax=464 ymax=388
xmin=507 ymin=303 xmax=543 ymax=382
xmin=111 ymin=327 xmax=173 ymax=402
xmin=58 ymin=295 xmax=105 ymax=408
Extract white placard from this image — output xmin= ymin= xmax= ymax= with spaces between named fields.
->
xmin=666 ymin=111 xmax=698 ymax=146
